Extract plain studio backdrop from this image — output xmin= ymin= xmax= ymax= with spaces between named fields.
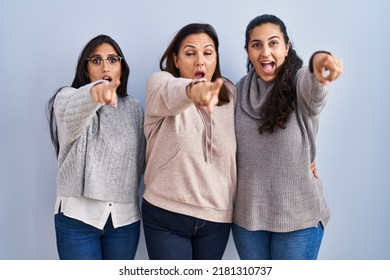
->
xmin=0 ymin=0 xmax=389 ymax=260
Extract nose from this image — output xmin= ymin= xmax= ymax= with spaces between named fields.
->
xmin=195 ymin=54 xmax=205 ymax=66
xmin=260 ymin=46 xmax=271 ymax=58
xmin=102 ymin=59 xmax=110 ymax=71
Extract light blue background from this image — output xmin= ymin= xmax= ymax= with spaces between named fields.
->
xmin=0 ymin=0 xmax=389 ymax=260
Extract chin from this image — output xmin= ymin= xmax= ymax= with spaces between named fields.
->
xmin=259 ymin=74 xmax=275 ymax=82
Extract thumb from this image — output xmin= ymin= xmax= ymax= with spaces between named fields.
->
xmin=109 ymin=93 xmax=117 ymax=108
xmin=206 ymin=78 xmax=223 ymax=114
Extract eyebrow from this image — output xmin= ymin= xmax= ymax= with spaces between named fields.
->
xmin=183 ymin=44 xmax=215 ymax=49
xmin=89 ymin=53 xmax=118 ymax=57
xmin=250 ymin=35 xmax=281 ymax=43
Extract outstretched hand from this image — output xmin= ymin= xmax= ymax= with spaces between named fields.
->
xmin=312 ymin=53 xmax=343 ymax=85
xmin=90 ymin=79 xmax=120 ymax=107
xmin=187 ymin=78 xmax=224 ymax=114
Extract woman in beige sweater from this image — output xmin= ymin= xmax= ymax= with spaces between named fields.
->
xmin=142 ymin=23 xmax=237 ymax=259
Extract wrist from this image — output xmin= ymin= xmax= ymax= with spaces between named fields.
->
xmin=186 ymin=82 xmax=193 ymax=99
xmin=185 ymin=79 xmax=206 ymax=100
xmin=309 ymin=51 xmax=332 ymax=72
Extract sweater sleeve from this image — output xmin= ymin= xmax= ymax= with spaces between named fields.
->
xmin=145 ymin=71 xmax=194 ymax=120
xmin=296 ymin=66 xmax=329 ymax=117
xmin=54 ymin=81 xmax=104 ymax=145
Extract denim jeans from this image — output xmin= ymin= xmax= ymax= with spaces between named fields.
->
xmin=55 ymin=212 xmax=140 ymax=260
xmin=142 ymin=199 xmax=231 ymax=260
xmin=232 ymin=222 xmax=324 ymax=260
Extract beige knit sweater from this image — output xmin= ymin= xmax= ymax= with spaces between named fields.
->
xmin=143 ymin=71 xmax=237 ymax=223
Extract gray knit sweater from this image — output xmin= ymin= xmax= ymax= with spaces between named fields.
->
xmin=234 ymin=67 xmax=331 ymax=232
xmin=54 ymin=82 xmax=145 ymax=204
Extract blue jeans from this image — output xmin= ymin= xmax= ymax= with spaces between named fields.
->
xmin=142 ymin=199 xmax=231 ymax=260
xmin=232 ymin=223 xmax=324 ymax=260
xmin=55 ymin=212 xmax=140 ymax=260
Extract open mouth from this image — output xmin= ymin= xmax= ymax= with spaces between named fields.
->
xmin=103 ymin=76 xmax=112 ymax=82
xmin=261 ymin=62 xmax=275 ymax=73
xmin=194 ymin=71 xmax=205 ymax=79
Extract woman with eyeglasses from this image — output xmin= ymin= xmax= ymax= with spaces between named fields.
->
xmin=47 ymin=34 xmax=145 ymax=260
xmin=142 ymin=23 xmax=236 ymax=260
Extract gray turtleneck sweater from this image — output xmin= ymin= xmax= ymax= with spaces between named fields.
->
xmin=234 ymin=66 xmax=331 ymax=232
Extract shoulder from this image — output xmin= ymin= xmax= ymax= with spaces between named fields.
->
xmin=235 ymin=70 xmax=254 ymax=90
xmin=147 ymin=71 xmax=174 ymax=83
xmin=222 ymin=77 xmax=234 ymax=88
xmin=222 ymin=77 xmax=236 ymax=98
xmin=56 ymin=86 xmax=75 ymax=96
xmin=146 ymin=71 xmax=178 ymax=92
xmin=53 ymin=86 xmax=80 ymax=107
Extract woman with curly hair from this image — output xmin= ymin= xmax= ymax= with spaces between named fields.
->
xmin=233 ymin=14 xmax=343 ymax=260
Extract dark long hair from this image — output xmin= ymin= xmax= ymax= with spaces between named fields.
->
xmin=245 ymin=14 xmax=303 ymax=134
xmin=160 ymin=23 xmax=231 ymax=105
xmin=47 ymin=34 xmax=130 ymax=157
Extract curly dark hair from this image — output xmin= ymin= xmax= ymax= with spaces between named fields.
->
xmin=245 ymin=14 xmax=303 ymax=134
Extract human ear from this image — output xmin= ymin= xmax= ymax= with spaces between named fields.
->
xmin=173 ymin=53 xmax=179 ymax=68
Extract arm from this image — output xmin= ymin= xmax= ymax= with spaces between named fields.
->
xmin=145 ymin=71 xmax=194 ymax=118
xmin=54 ymin=81 xmax=105 ymax=144
xmin=297 ymin=52 xmax=343 ymax=116
xmin=145 ymin=71 xmax=224 ymax=117
xmin=296 ymin=66 xmax=328 ymax=117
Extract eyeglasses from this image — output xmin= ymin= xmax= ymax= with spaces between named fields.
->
xmin=86 ymin=55 xmax=122 ymax=69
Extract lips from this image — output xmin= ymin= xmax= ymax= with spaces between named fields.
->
xmin=102 ymin=76 xmax=112 ymax=82
xmin=194 ymin=71 xmax=205 ymax=79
